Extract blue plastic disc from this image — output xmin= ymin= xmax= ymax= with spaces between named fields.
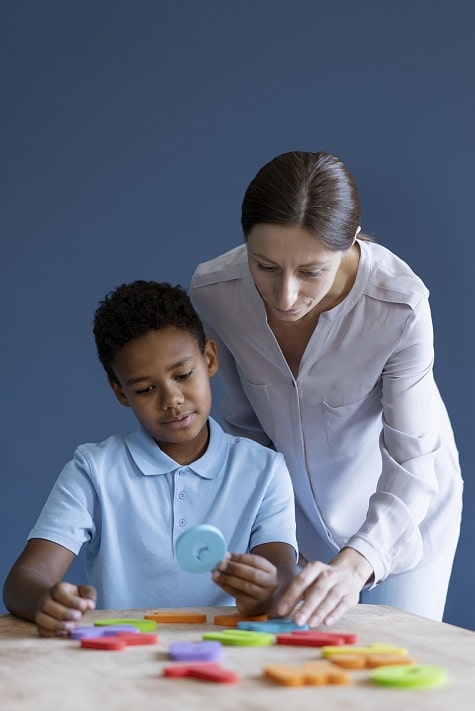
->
xmin=176 ymin=524 xmax=227 ymax=573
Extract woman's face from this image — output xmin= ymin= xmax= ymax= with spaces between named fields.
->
xmin=247 ymin=224 xmax=350 ymax=323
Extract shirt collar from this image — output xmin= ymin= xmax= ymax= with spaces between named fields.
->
xmin=125 ymin=417 xmax=228 ymax=479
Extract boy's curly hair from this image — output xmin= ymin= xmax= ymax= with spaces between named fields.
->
xmin=93 ymin=280 xmax=206 ymax=382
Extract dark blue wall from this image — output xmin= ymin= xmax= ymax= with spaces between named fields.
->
xmin=2 ymin=1 xmax=473 ymax=627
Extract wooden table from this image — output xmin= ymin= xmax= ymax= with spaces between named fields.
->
xmin=1 ymin=604 xmax=474 ymax=710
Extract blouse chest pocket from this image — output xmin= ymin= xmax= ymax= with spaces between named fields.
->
xmin=238 ymin=372 xmax=276 ymax=437
xmin=322 ymin=384 xmax=382 ymax=460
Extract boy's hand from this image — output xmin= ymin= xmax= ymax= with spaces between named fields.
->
xmin=211 ymin=552 xmax=277 ymax=616
xmin=35 ymin=582 xmax=97 ymax=637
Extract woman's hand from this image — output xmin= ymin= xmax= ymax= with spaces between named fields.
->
xmin=277 ymin=548 xmax=373 ymax=627
xmin=35 ymin=582 xmax=97 ymax=637
xmin=212 ymin=552 xmax=278 ymax=616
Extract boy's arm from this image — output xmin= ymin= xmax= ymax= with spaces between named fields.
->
xmin=212 ymin=541 xmax=297 ymax=617
xmin=3 ymin=538 xmax=96 ymax=636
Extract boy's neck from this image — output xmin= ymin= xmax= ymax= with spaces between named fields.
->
xmin=154 ymin=420 xmax=210 ymax=466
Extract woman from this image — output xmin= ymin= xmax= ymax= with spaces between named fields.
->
xmin=190 ymin=150 xmax=462 ymax=627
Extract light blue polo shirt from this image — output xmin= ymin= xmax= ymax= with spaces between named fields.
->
xmin=28 ymin=417 xmax=297 ymax=609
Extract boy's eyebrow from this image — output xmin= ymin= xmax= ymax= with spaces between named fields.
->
xmin=125 ymin=357 xmax=195 ymax=386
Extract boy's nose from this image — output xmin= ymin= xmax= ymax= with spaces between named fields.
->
xmin=160 ymin=386 xmax=184 ymax=410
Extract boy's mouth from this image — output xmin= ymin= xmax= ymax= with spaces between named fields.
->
xmin=161 ymin=412 xmax=194 ymax=428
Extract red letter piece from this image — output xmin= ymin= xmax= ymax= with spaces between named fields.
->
xmin=163 ymin=662 xmax=239 ymax=684
xmin=80 ymin=637 xmax=126 ymax=650
xmin=115 ymin=632 xmax=159 ymax=646
xmin=276 ymin=631 xmax=358 ymax=647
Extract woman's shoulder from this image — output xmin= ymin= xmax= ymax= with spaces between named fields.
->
xmin=191 ymin=244 xmax=247 ymax=289
xmin=359 ymin=240 xmax=429 ymax=308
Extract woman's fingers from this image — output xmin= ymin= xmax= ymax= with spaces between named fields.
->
xmin=278 ymin=561 xmax=361 ymax=627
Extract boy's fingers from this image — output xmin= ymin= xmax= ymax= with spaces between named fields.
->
xmin=36 ymin=610 xmax=76 ymax=637
xmin=224 ymin=552 xmax=275 ymax=573
xmin=216 ymin=562 xmax=274 ymax=588
xmin=213 ymin=571 xmax=265 ymax=594
xmin=217 ymin=553 xmax=276 ymax=582
xmin=78 ymin=584 xmax=97 ymax=608
xmin=41 ymin=593 xmax=82 ymax=620
xmin=50 ymin=582 xmax=94 ymax=610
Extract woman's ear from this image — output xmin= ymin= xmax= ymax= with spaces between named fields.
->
xmin=204 ymin=338 xmax=219 ymax=378
xmin=108 ymin=378 xmax=130 ymax=407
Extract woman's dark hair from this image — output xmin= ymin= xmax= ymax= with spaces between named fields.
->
xmin=241 ymin=151 xmax=364 ymax=251
xmin=93 ymin=280 xmax=206 ymax=382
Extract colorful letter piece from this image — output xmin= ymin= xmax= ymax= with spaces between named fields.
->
xmin=114 ymin=632 xmax=159 ymax=646
xmin=213 ymin=613 xmax=268 ymax=627
xmin=322 ymin=642 xmax=407 ymax=658
xmin=80 ymin=632 xmax=159 ymax=650
xmin=163 ymin=662 xmax=239 ymax=684
xmin=81 ymin=637 xmax=127 ymax=651
xmin=71 ymin=624 xmax=140 ymax=640
xmin=237 ymin=618 xmax=308 ymax=633
xmin=163 ymin=662 xmax=217 ymax=678
xmin=94 ymin=618 xmax=157 ymax=632
xmin=276 ymin=630 xmax=358 ymax=647
xmin=371 ymin=664 xmax=447 ymax=689
xmin=102 ymin=626 xmax=140 ymax=637
xmin=144 ymin=611 xmax=207 ymax=624
xmin=203 ymin=629 xmax=274 ymax=647
xmin=169 ymin=641 xmax=223 ymax=662
xmin=264 ymin=661 xmax=351 ymax=686
xmin=331 ymin=653 xmax=416 ymax=669
xmin=175 ymin=524 xmax=227 ymax=573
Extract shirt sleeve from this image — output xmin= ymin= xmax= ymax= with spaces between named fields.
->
xmin=28 ymin=448 xmax=98 ymax=555
xmin=249 ymin=452 xmax=298 ymax=558
xmin=345 ymin=297 xmax=442 ymax=583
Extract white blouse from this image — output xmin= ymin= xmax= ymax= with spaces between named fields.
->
xmin=191 ymin=240 xmax=463 ymax=584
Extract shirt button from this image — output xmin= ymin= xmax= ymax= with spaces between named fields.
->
xmin=178 ymin=491 xmax=185 ymax=500
xmin=179 ymin=518 xmax=186 ymax=527
xmin=178 ymin=469 xmax=185 ymax=476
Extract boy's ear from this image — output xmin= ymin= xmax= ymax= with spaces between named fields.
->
xmin=204 ymin=339 xmax=219 ymax=377
xmin=108 ymin=378 xmax=130 ymax=408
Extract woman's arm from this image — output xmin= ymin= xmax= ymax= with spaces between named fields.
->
xmin=277 ymin=299 xmax=457 ymax=627
xmin=345 ymin=297 xmax=456 ymax=582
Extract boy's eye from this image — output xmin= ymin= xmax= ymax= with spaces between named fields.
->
xmin=136 ymin=385 xmax=154 ymax=395
xmin=176 ymin=370 xmax=193 ymax=382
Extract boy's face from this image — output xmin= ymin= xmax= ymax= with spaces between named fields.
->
xmin=109 ymin=327 xmax=218 ymax=465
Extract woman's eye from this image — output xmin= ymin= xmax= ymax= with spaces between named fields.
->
xmin=303 ymin=271 xmax=323 ymax=278
xmin=257 ymin=264 xmax=276 ymax=273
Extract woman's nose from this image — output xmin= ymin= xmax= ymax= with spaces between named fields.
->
xmin=275 ymin=277 xmax=298 ymax=309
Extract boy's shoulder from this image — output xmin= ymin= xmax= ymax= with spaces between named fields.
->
xmin=74 ymin=431 xmax=130 ymax=458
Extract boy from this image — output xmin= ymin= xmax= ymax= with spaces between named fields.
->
xmin=3 ymin=281 xmax=297 ymax=636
